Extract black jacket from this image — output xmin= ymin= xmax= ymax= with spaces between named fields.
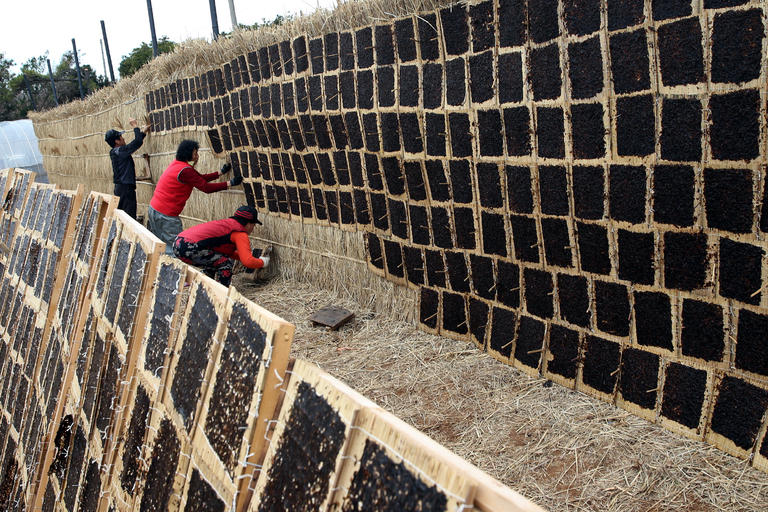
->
xmin=110 ymin=127 xmax=145 ymax=185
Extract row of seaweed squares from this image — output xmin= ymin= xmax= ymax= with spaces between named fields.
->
xmin=362 ymin=214 xmax=768 ymax=300
xmin=144 ymin=1 xmax=765 ymax=115
xmin=415 ymin=282 xmax=768 ymax=470
xmin=364 ymin=229 xmax=768 ymax=373
xmin=145 ymin=0 xmax=553 ymax=111
xmin=235 ymin=149 xmax=768 ymax=239
xmin=159 ymin=83 xmax=765 ymax=164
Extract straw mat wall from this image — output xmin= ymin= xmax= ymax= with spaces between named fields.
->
xmin=30 ymin=0 xmax=768 ymax=471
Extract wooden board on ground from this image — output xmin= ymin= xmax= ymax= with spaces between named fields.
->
xmin=310 ymin=304 xmax=355 ymax=330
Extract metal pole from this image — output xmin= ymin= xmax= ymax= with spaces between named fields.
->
xmin=209 ymin=0 xmax=220 ymax=40
xmin=100 ymin=39 xmax=107 ymax=80
xmin=101 ymin=20 xmax=116 ymax=82
xmin=227 ymin=0 xmax=238 ymax=30
xmin=46 ymin=59 xmax=58 ymax=106
xmin=71 ymin=38 xmax=85 ymax=98
xmin=23 ymin=74 xmax=37 ymax=111
xmin=146 ymin=0 xmax=159 ymax=57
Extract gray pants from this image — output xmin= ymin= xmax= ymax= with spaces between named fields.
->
xmin=147 ymin=206 xmax=183 ymax=255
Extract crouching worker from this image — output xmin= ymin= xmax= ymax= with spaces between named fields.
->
xmin=173 ymin=205 xmax=269 ymax=287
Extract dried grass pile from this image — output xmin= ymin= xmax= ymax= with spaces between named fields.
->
xmin=235 ymin=273 xmax=768 ymax=512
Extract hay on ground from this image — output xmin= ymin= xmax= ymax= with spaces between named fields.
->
xmin=232 ymin=273 xmax=768 ymax=512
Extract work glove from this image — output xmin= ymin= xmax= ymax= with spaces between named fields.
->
xmin=254 ymin=245 xmax=272 ymax=268
xmin=229 ymin=175 xmax=243 ymax=187
xmin=220 ymin=162 xmax=232 ymax=175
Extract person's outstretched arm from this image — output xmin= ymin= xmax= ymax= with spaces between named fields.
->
xmin=122 ymin=119 xmax=146 ymax=154
xmin=230 ymin=231 xmax=267 ymax=269
xmin=201 ymin=162 xmax=232 ymax=182
xmin=178 ymin=167 xmax=230 ymax=193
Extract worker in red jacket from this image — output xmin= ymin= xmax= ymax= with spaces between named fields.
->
xmin=148 ymin=139 xmax=242 ymax=253
xmin=173 ymin=205 xmax=269 ymax=287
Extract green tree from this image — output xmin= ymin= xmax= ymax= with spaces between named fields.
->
xmin=0 ymin=53 xmax=21 ymax=121
xmin=0 ymin=51 xmax=109 ymax=120
xmin=119 ymin=37 xmax=176 ymax=78
xmin=8 ymin=56 xmax=47 ymax=116
xmin=51 ymin=51 xmax=106 ymax=103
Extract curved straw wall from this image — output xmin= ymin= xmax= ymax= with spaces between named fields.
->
xmin=31 ymin=0 xmax=768 ymax=471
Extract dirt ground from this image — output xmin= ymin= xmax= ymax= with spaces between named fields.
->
xmin=234 ymin=274 xmax=768 ymax=512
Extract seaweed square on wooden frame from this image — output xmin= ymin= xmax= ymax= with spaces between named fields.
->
xmin=633 ymin=291 xmax=673 ymax=351
xmin=709 ymin=89 xmax=760 ymax=162
xmin=568 ymin=36 xmax=604 ymax=100
xmin=657 ymin=17 xmax=704 ymax=88
xmin=735 ymin=309 xmax=768 ymax=377
xmin=580 ymin=335 xmax=621 ymax=399
xmin=545 ymin=324 xmax=581 ymax=383
xmin=663 ymin=231 xmax=708 ymax=291
xmin=615 ymin=94 xmax=655 ymax=156
xmin=708 ymin=376 xmax=768 ymax=454
xmin=660 ymin=362 xmax=707 ymax=432
xmin=680 ymin=298 xmax=724 ymax=362
xmin=719 ymin=238 xmax=763 ymax=305
xmin=529 ymin=42 xmax=562 ymax=101
xmin=660 ymin=98 xmax=701 ymax=162
xmin=711 ymin=9 xmax=763 ymax=85
xmin=703 ymin=167 xmax=753 ymax=234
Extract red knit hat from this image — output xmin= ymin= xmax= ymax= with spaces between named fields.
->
xmin=232 ymin=205 xmax=262 ymax=225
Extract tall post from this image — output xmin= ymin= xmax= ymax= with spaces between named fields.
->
xmin=71 ymin=38 xmax=85 ymax=99
xmin=146 ymin=0 xmax=159 ymax=57
xmin=23 ymin=74 xmax=37 ymax=111
xmin=46 ymin=59 xmax=59 ymax=106
xmin=209 ymin=0 xmax=220 ymax=40
xmin=101 ymin=20 xmax=116 ymax=82
xmin=227 ymin=0 xmax=238 ymax=30
xmin=100 ymin=39 xmax=107 ymax=80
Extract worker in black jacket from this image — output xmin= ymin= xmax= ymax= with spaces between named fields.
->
xmin=105 ymin=118 xmax=150 ymax=219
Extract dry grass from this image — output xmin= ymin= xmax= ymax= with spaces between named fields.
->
xmin=233 ymin=274 xmax=768 ymax=512
xmin=29 ymin=0 xmax=458 ymax=123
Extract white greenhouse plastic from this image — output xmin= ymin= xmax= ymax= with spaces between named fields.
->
xmin=0 ymin=119 xmax=47 ymax=182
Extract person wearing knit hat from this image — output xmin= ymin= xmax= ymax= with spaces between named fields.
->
xmin=172 ymin=205 xmax=268 ymax=287
xmin=148 ymin=139 xmax=241 ymax=254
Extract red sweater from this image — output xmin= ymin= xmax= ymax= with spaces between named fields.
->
xmin=178 ymin=218 xmax=264 ymax=268
xmin=150 ymin=160 xmax=228 ymax=216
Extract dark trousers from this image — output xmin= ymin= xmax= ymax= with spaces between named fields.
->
xmin=114 ymin=183 xmax=137 ymax=219
xmin=173 ymin=237 xmax=234 ymax=286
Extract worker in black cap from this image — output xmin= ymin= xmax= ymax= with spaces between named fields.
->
xmin=105 ymin=117 xmax=150 ymax=219
xmin=173 ymin=205 xmax=269 ymax=286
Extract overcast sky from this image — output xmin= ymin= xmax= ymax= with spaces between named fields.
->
xmin=1 ymin=0 xmax=338 ymax=78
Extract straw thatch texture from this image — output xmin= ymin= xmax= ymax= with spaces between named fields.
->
xmin=29 ymin=0 xmax=768 ymax=475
